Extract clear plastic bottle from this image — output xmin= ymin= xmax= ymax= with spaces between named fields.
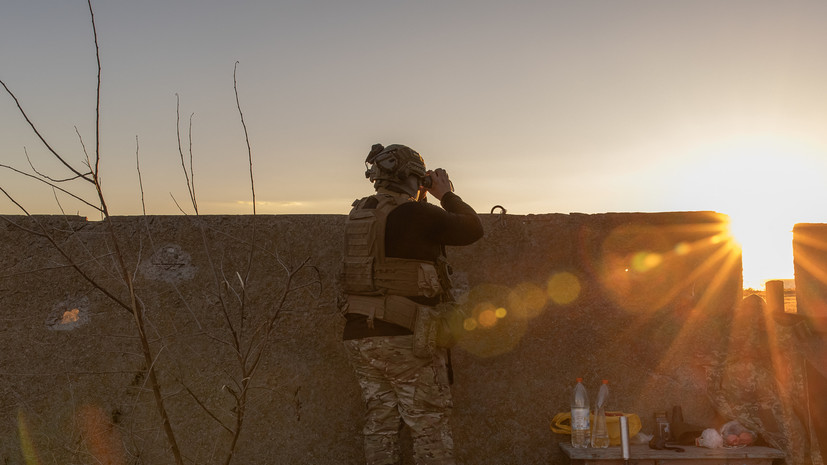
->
xmin=591 ymin=380 xmax=610 ymax=448
xmin=571 ymin=377 xmax=590 ymax=448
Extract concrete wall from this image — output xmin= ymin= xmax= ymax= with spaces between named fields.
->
xmin=0 ymin=211 xmax=744 ymax=464
xmin=792 ymin=223 xmax=827 ymax=462
xmin=793 ymin=223 xmax=827 ymax=328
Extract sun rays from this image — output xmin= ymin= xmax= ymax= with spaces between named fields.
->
xmin=791 ymin=224 xmax=827 ymax=332
xmin=452 ymin=215 xmax=746 ymax=363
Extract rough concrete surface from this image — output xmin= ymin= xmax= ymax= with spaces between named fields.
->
xmin=0 ymin=211 xmax=749 ymax=464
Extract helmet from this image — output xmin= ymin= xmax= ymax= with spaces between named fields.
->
xmin=364 ymin=143 xmax=427 ymax=194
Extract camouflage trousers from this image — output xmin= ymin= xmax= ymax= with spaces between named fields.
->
xmin=344 ymin=335 xmax=455 ymax=465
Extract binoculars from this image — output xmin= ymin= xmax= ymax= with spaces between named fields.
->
xmin=421 ymin=168 xmax=446 ymax=189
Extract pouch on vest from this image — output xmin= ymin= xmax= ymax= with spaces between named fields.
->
xmin=342 ymin=205 xmax=379 ymax=294
xmin=342 ymin=256 xmax=375 ymax=294
xmin=373 ymin=260 xmax=442 ymax=297
xmin=412 ymin=302 xmax=466 ymax=359
xmin=412 ymin=306 xmax=438 ymax=359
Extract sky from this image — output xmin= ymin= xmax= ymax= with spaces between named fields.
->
xmin=3 ymin=0 xmax=827 ymax=289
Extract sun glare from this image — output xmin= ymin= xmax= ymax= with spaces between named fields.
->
xmin=673 ymin=133 xmax=827 ymax=289
xmin=727 ymin=209 xmax=794 ymax=290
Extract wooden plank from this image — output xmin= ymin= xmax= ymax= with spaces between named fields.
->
xmin=559 ymin=443 xmax=785 ymax=462
xmin=576 ymin=461 xmax=774 ymax=465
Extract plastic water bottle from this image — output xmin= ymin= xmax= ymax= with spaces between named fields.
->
xmin=591 ymin=380 xmax=610 ymax=448
xmin=571 ymin=378 xmax=590 ymax=448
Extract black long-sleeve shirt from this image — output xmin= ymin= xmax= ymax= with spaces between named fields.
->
xmin=342 ymin=191 xmax=483 ymax=340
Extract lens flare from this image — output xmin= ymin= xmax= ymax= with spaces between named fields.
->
xmin=598 ymin=219 xmax=739 ymax=314
xmin=456 ymin=284 xmax=527 ymax=358
xmin=18 ymin=409 xmax=42 ymax=465
xmin=547 ymin=272 xmax=581 ymax=305
xmin=79 ymin=404 xmax=127 ymax=465
xmin=507 ymin=282 xmax=547 ymax=319
xmin=631 ymin=252 xmax=663 ymax=272
xmin=478 ymin=308 xmax=499 ymax=328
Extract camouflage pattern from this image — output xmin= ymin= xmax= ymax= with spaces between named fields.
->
xmin=703 ymin=295 xmax=823 ymax=465
xmin=344 ymin=335 xmax=455 ymax=465
xmin=364 ymin=144 xmax=428 ymax=198
xmin=365 ymin=144 xmax=427 ymax=184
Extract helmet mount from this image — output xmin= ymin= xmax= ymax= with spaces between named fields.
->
xmin=364 ymin=143 xmax=427 ymax=196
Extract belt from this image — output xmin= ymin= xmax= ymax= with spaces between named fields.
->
xmin=344 ymin=294 xmax=420 ymax=330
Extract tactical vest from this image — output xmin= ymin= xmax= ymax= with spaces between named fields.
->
xmin=341 ymin=192 xmax=444 ymax=329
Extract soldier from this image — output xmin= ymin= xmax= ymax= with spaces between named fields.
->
xmin=340 ymin=144 xmax=483 ymax=465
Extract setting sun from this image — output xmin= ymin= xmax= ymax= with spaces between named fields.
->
xmin=727 ymin=211 xmax=794 ymax=290
xmin=671 ymin=133 xmax=827 ymax=289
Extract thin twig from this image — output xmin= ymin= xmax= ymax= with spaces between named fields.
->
xmin=0 ymin=79 xmax=91 ymax=182
xmin=136 ymin=135 xmax=148 ymax=216
xmin=170 ymin=192 xmax=188 ymax=215
xmin=0 ymin=211 xmax=134 ymax=313
xmin=0 ymin=163 xmax=101 ymax=212
xmin=175 ymin=94 xmax=197 ymax=214
xmin=233 ymin=63 xmax=258 ymax=348
xmin=86 ymin=1 xmax=184 ymax=462
xmin=234 ymin=61 xmax=255 ymax=217
xmin=89 ymin=0 xmax=101 ymax=178
xmin=182 ymin=385 xmax=234 ymax=435
xmin=25 ymin=144 xmax=88 ymax=183
xmin=188 ymin=112 xmax=195 ymax=210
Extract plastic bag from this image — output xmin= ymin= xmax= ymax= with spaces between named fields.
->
xmin=720 ymin=420 xmax=756 ymax=448
xmin=696 ymin=428 xmax=724 ymax=448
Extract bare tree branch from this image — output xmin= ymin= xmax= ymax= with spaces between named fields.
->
xmin=234 ymin=61 xmax=255 ymax=217
xmin=183 ymin=385 xmax=235 ymax=435
xmin=188 ymin=112 xmax=196 ymax=209
xmin=0 ymin=80 xmax=92 ymax=183
xmin=0 ymin=186 xmax=32 ymax=216
xmin=3 ymin=5 xmax=317 ymax=465
xmin=233 ymin=63 xmax=257 ymax=346
xmin=24 ymin=143 xmax=89 ymax=183
xmin=89 ymin=0 xmax=101 ymax=178
xmin=136 ymin=135 xmax=149 ymax=216
xmin=0 ymin=212 xmax=134 ymax=314
xmin=175 ymin=94 xmax=197 ymax=214
xmin=0 ymin=163 xmax=102 ymax=213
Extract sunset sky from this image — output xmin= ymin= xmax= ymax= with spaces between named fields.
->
xmin=3 ymin=1 xmax=827 ymax=288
